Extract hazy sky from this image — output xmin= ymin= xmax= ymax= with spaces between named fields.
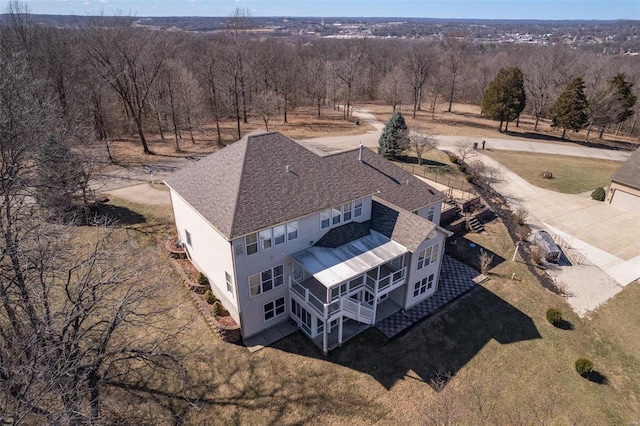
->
xmin=19 ymin=0 xmax=640 ymax=20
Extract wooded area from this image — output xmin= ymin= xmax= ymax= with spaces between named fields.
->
xmin=1 ymin=4 xmax=638 ymax=157
xmin=1 ymin=1 xmax=639 ymax=422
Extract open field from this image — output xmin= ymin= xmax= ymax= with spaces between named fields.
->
xmin=483 ymin=150 xmax=621 ymax=194
xmin=366 ymin=102 xmax=639 ymax=150
xmin=96 ymin=198 xmax=640 ymax=424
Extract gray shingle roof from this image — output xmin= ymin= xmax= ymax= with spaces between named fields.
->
xmin=165 ymin=131 xmax=444 ymax=240
xmin=611 ymin=148 xmax=640 ymax=189
xmin=371 ymin=198 xmax=436 ymax=252
xmin=325 ymin=147 xmax=445 ymax=212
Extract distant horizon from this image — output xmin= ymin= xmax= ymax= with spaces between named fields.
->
xmin=17 ymin=1 xmax=640 ymax=21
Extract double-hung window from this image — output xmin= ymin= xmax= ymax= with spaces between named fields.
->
xmin=332 ymin=207 xmax=342 ymax=225
xmin=225 ymin=272 xmax=233 ymax=294
xmin=249 ymin=265 xmax=284 ymax=297
xmin=343 ymin=202 xmax=352 ymax=221
xmin=426 ymin=205 xmax=435 ymax=222
xmin=320 ymin=209 xmax=331 ymax=229
xmin=354 ymin=199 xmax=363 ymax=217
xmin=287 ymin=221 xmax=298 ymax=240
xmin=259 ymin=229 xmax=273 ymax=250
xmin=245 ymin=233 xmax=258 ymax=256
xmin=273 ymin=225 xmax=286 ymax=246
xmin=417 ymin=243 xmax=439 ymax=270
xmin=264 ymin=297 xmax=285 ymax=321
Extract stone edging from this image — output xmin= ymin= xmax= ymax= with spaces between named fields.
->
xmin=168 ymin=257 xmax=241 ymax=343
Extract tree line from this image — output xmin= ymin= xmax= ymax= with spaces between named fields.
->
xmin=1 ymin=4 xmax=639 ymax=158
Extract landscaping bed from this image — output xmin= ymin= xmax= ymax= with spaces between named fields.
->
xmin=168 ymin=249 xmax=240 ymax=343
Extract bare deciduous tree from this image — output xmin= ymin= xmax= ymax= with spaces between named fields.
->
xmin=409 ymin=130 xmax=438 ymax=165
xmin=253 ymin=90 xmax=280 ymax=131
xmin=82 ymin=19 xmax=170 ymax=154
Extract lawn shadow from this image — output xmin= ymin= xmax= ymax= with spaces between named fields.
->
xmin=553 ymin=319 xmax=574 ymax=330
xmin=445 ymin=236 xmax=506 ymax=272
xmin=588 ymin=370 xmax=608 ymax=385
xmin=94 ymin=202 xmax=146 ymax=226
xmin=399 ymin=156 xmax=449 ymax=168
xmin=271 ymin=285 xmax=540 ymax=391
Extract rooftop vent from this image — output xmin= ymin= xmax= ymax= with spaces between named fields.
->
xmin=286 ymin=165 xmax=291 ymax=173
xmin=358 ymin=143 xmax=363 ymax=163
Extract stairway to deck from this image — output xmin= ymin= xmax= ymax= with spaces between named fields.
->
xmin=466 ymin=216 xmax=484 ymax=233
xmin=340 ymin=298 xmax=375 ymax=325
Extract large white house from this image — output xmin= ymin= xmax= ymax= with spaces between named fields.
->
xmin=165 ymin=131 xmax=450 ymax=353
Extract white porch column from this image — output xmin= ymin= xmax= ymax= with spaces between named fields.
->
xmin=323 ymin=324 xmax=328 ymax=355
xmin=338 ymin=317 xmax=343 ymax=346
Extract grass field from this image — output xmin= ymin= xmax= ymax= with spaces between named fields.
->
xmin=98 ymin=198 xmax=640 ymax=424
xmin=484 ymin=150 xmax=622 ymax=194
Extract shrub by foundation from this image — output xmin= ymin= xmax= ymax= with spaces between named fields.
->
xmin=204 ymin=289 xmax=216 ymax=305
xmin=197 ymin=272 xmax=209 ymax=285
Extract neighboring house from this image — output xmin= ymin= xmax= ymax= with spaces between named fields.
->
xmin=164 ymin=131 xmax=450 ymax=353
xmin=606 ymin=148 xmax=640 ymax=211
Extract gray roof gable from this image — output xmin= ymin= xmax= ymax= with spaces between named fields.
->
xmin=165 ymin=132 xmax=445 ymax=240
xmin=326 ymin=147 xmax=446 ymax=212
xmin=611 ymin=148 xmax=640 ymax=189
xmin=371 ymin=198 xmax=436 ymax=252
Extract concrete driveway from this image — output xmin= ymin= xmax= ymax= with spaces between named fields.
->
xmin=475 ymin=154 xmax=640 ymax=316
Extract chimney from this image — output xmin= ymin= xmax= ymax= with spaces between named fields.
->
xmin=358 ymin=143 xmax=363 ymax=163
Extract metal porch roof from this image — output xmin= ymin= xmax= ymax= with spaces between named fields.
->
xmin=291 ymin=230 xmax=407 ymax=288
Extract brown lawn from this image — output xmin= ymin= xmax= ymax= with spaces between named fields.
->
xmin=96 ymin=198 xmax=640 ymax=424
xmin=366 ymin=102 xmax=638 ymax=150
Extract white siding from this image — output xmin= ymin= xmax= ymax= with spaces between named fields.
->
xmin=169 ymin=190 xmax=240 ymax=323
xmin=403 ymin=230 xmax=447 ymax=310
xmin=416 ymin=201 xmax=442 ymax=225
xmin=233 ymin=196 xmax=374 ymax=338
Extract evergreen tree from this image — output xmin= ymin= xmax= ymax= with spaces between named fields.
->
xmin=37 ymin=134 xmax=80 ymax=222
xmin=481 ymin=67 xmax=526 ymax=132
xmin=378 ymin=112 xmax=408 ymax=159
xmin=550 ymin=77 xmax=589 ymax=139
xmin=610 ymin=73 xmax=636 ymax=125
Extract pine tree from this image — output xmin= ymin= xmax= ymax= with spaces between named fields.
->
xmin=610 ymin=73 xmax=636 ymax=125
xmin=378 ymin=112 xmax=408 ymax=159
xmin=37 ymin=134 xmax=79 ymax=222
xmin=550 ymin=77 xmax=589 ymax=139
xmin=481 ymin=67 xmax=526 ymax=132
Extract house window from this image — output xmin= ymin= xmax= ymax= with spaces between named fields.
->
xmin=264 ymin=297 xmax=285 ymax=321
xmin=413 ymin=274 xmax=434 ymax=298
xmin=426 ymin=205 xmax=435 ymax=222
xmin=354 ymin=199 xmax=363 ymax=217
xmin=417 ymin=243 xmax=440 ymax=270
xmin=225 ymin=272 xmax=233 ymax=294
xmin=287 ymin=220 xmax=298 ymax=240
xmin=185 ymin=230 xmax=192 ymax=246
xmin=332 ymin=207 xmax=342 ymax=225
xmin=320 ymin=209 xmax=331 ymax=229
xmin=249 ymin=265 xmax=284 ymax=297
xmin=273 ymin=224 xmax=286 ymax=246
xmin=245 ymin=233 xmax=258 ymax=256
xmin=259 ymin=229 xmax=273 ymax=250
xmin=291 ymin=299 xmax=311 ymax=334
xmin=343 ymin=202 xmax=352 ymax=221
xmin=317 ymin=319 xmax=324 ymax=335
